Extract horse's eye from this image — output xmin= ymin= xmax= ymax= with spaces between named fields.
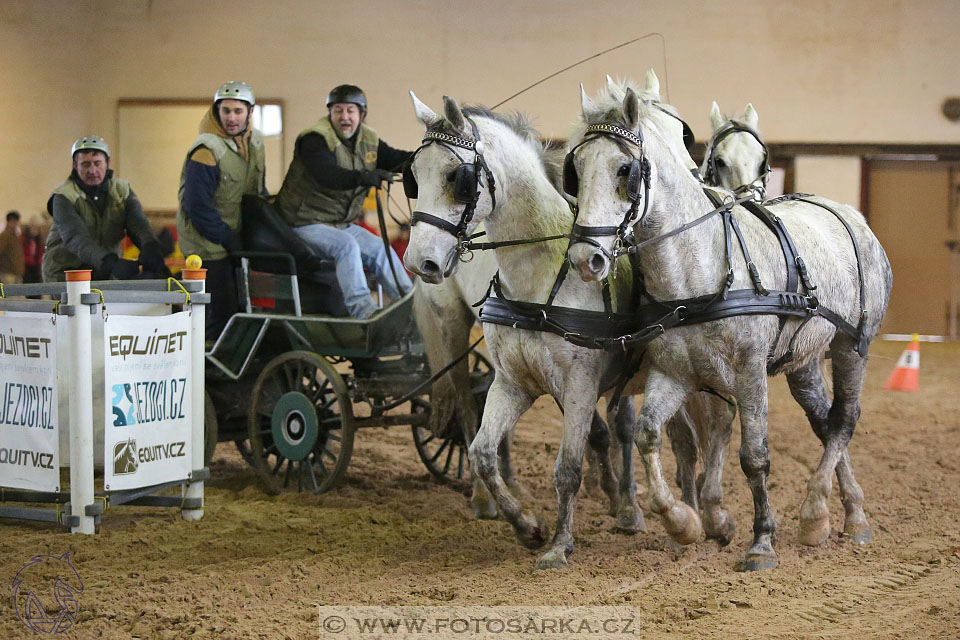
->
xmin=617 ymin=164 xmax=631 ymax=177
xmin=715 ymin=158 xmax=727 ymax=169
xmin=446 ymin=170 xmax=458 ymax=182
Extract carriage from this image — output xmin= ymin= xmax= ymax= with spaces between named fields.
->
xmin=200 ymin=195 xmax=493 ymax=494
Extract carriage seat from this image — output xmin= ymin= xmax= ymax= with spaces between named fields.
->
xmin=239 ymin=194 xmax=349 ymax=316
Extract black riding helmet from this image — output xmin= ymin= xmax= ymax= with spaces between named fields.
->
xmin=326 ymin=84 xmax=367 ymax=112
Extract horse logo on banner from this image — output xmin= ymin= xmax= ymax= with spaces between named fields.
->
xmin=113 ymin=439 xmax=139 ymax=475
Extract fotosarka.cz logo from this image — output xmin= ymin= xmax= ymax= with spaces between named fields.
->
xmin=11 ymin=552 xmax=84 ymax=634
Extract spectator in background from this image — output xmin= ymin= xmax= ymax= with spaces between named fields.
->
xmin=43 ymin=135 xmax=170 ymax=282
xmin=0 ymin=210 xmax=25 ymax=284
xmin=21 ymin=223 xmax=43 ymax=283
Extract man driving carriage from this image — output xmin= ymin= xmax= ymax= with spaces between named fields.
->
xmin=43 ymin=135 xmax=171 ymax=283
xmin=176 ymin=81 xmax=267 ymax=339
xmin=275 ymin=84 xmax=413 ymax=319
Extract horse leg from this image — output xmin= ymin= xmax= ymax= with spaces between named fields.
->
xmin=611 ymin=395 xmax=645 ymax=534
xmin=536 ymin=390 xmax=598 ymax=570
xmin=468 ymin=377 xmax=545 ymax=548
xmin=695 ymin=393 xmax=737 ymax=546
xmin=736 ymin=372 xmax=778 ymax=571
xmin=586 ymin=410 xmax=622 ymax=518
xmin=413 ymin=286 xmax=499 ymax=519
xmin=796 ymin=341 xmax=871 ymax=546
xmin=788 ymin=355 xmax=871 ymax=545
xmin=498 ymin=429 xmax=532 ymax=503
xmin=665 ymin=405 xmax=699 ymax=511
xmin=635 ymin=371 xmax=701 ymax=545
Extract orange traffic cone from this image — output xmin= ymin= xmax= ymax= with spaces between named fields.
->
xmin=884 ymin=333 xmax=920 ymax=391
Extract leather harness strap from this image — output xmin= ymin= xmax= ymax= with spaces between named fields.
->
xmin=479 ymin=189 xmax=870 ymax=363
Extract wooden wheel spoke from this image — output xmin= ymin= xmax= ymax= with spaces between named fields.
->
xmin=442 ymin=442 xmax=454 ymax=473
xmin=429 ymin=438 xmax=451 ymax=463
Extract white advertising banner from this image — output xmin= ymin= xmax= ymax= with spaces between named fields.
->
xmin=103 ymin=311 xmax=192 ymax=491
xmin=0 ymin=315 xmax=59 ymax=491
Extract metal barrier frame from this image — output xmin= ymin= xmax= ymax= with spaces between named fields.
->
xmin=0 ymin=275 xmax=209 ymax=533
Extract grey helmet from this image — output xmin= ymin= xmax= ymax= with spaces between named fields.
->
xmin=214 ymin=81 xmax=255 ymax=106
xmin=71 ymin=135 xmax=110 ymax=159
xmin=326 ymin=84 xmax=367 ymax=111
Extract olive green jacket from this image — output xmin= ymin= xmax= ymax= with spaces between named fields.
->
xmin=176 ymin=112 xmax=265 ymax=261
xmin=43 ymin=175 xmax=150 ymax=282
xmin=276 ymin=118 xmax=379 ymax=228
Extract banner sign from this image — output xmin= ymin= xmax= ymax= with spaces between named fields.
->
xmin=0 ymin=315 xmax=59 ymax=491
xmin=103 ymin=311 xmax=192 ymax=491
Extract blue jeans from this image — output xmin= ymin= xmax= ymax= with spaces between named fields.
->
xmin=293 ymin=223 xmax=412 ymax=317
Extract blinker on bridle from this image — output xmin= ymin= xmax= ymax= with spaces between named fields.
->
xmin=406 ymin=117 xmax=497 ymax=259
xmin=563 ymin=122 xmax=652 ymax=257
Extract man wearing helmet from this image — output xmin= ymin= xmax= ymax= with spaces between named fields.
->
xmin=43 ymin=136 xmax=170 ymax=283
xmin=276 ymin=84 xmax=413 ymax=319
xmin=176 ymin=81 xmax=266 ymax=338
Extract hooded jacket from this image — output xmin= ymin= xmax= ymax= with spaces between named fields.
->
xmin=176 ymin=107 xmax=265 ymax=261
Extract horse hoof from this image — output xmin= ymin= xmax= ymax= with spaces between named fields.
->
xmin=663 ymin=502 xmax=701 ymax=545
xmin=743 ymin=549 xmax=778 ymax=572
xmin=704 ymin=512 xmax=736 ymax=547
xmin=843 ymin=521 xmax=873 ymax=545
xmin=471 ymin=500 xmax=498 ymax=520
xmin=799 ymin=513 xmax=831 ymax=546
xmin=534 ymin=549 xmax=569 ymax=571
xmin=613 ymin=506 xmax=646 ymax=535
xmin=517 ymin=513 xmax=550 ymax=550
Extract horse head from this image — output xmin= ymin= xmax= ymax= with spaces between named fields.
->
xmin=566 ymin=82 xmax=696 ymax=282
xmin=701 ymin=102 xmax=770 ymax=194
xmin=404 ymin=93 xmax=500 ymax=283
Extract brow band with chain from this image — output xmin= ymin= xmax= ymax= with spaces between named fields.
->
xmin=584 ymin=123 xmax=643 ymax=148
xmin=422 ymin=130 xmax=476 ymax=150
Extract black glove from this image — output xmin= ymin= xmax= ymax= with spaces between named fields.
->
xmin=102 ymin=254 xmax=140 ymax=280
xmin=359 ymin=169 xmax=396 ymax=187
xmin=138 ymin=241 xmax=167 ymax=272
xmin=94 ymin=253 xmax=118 ymax=281
xmin=221 ymin=230 xmax=242 ymax=253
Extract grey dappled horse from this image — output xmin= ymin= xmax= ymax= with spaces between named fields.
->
xmin=701 ymin=101 xmax=770 ymax=196
xmin=566 ymin=87 xmax=892 ymax=570
xmin=414 ymin=247 xmax=637 ymax=523
xmin=404 ymin=90 xmax=735 ymax=570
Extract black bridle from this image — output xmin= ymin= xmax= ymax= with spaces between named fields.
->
xmin=702 ymin=120 xmax=771 ymax=198
xmin=563 ymin=123 xmax=651 ymax=259
xmin=407 ymin=117 xmax=497 ymax=258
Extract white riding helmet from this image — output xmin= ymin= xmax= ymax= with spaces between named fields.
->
xmin=214 ymin=81 xmax=255 ymax=106
xmin=71 ymin=135 xmax=110 ymax=159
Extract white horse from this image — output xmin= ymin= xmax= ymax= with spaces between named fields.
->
xmin=414 ymin=70 xmax=688 ymax=529
xmin=566 ymin=87 xmax=892 ymax=570
xmin=404 ymin=91 xmax=736 ymax=569
xmin=701 ymin=102 xmax=770 ymax=195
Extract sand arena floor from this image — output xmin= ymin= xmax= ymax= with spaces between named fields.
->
xmin=1 ymin=339 xmax=959 ymax=639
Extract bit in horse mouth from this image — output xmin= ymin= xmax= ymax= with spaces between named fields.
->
xmin=441 ymin=250 xmax=458 ymax=278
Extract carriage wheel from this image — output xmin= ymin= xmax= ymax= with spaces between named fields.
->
xmin=411 ymin=350 xmax=494 ymax=484
xmin=203 ymin=389 xmax=218 ymax=467
xmin=248 ymin=351 xmax=355 ymax=494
